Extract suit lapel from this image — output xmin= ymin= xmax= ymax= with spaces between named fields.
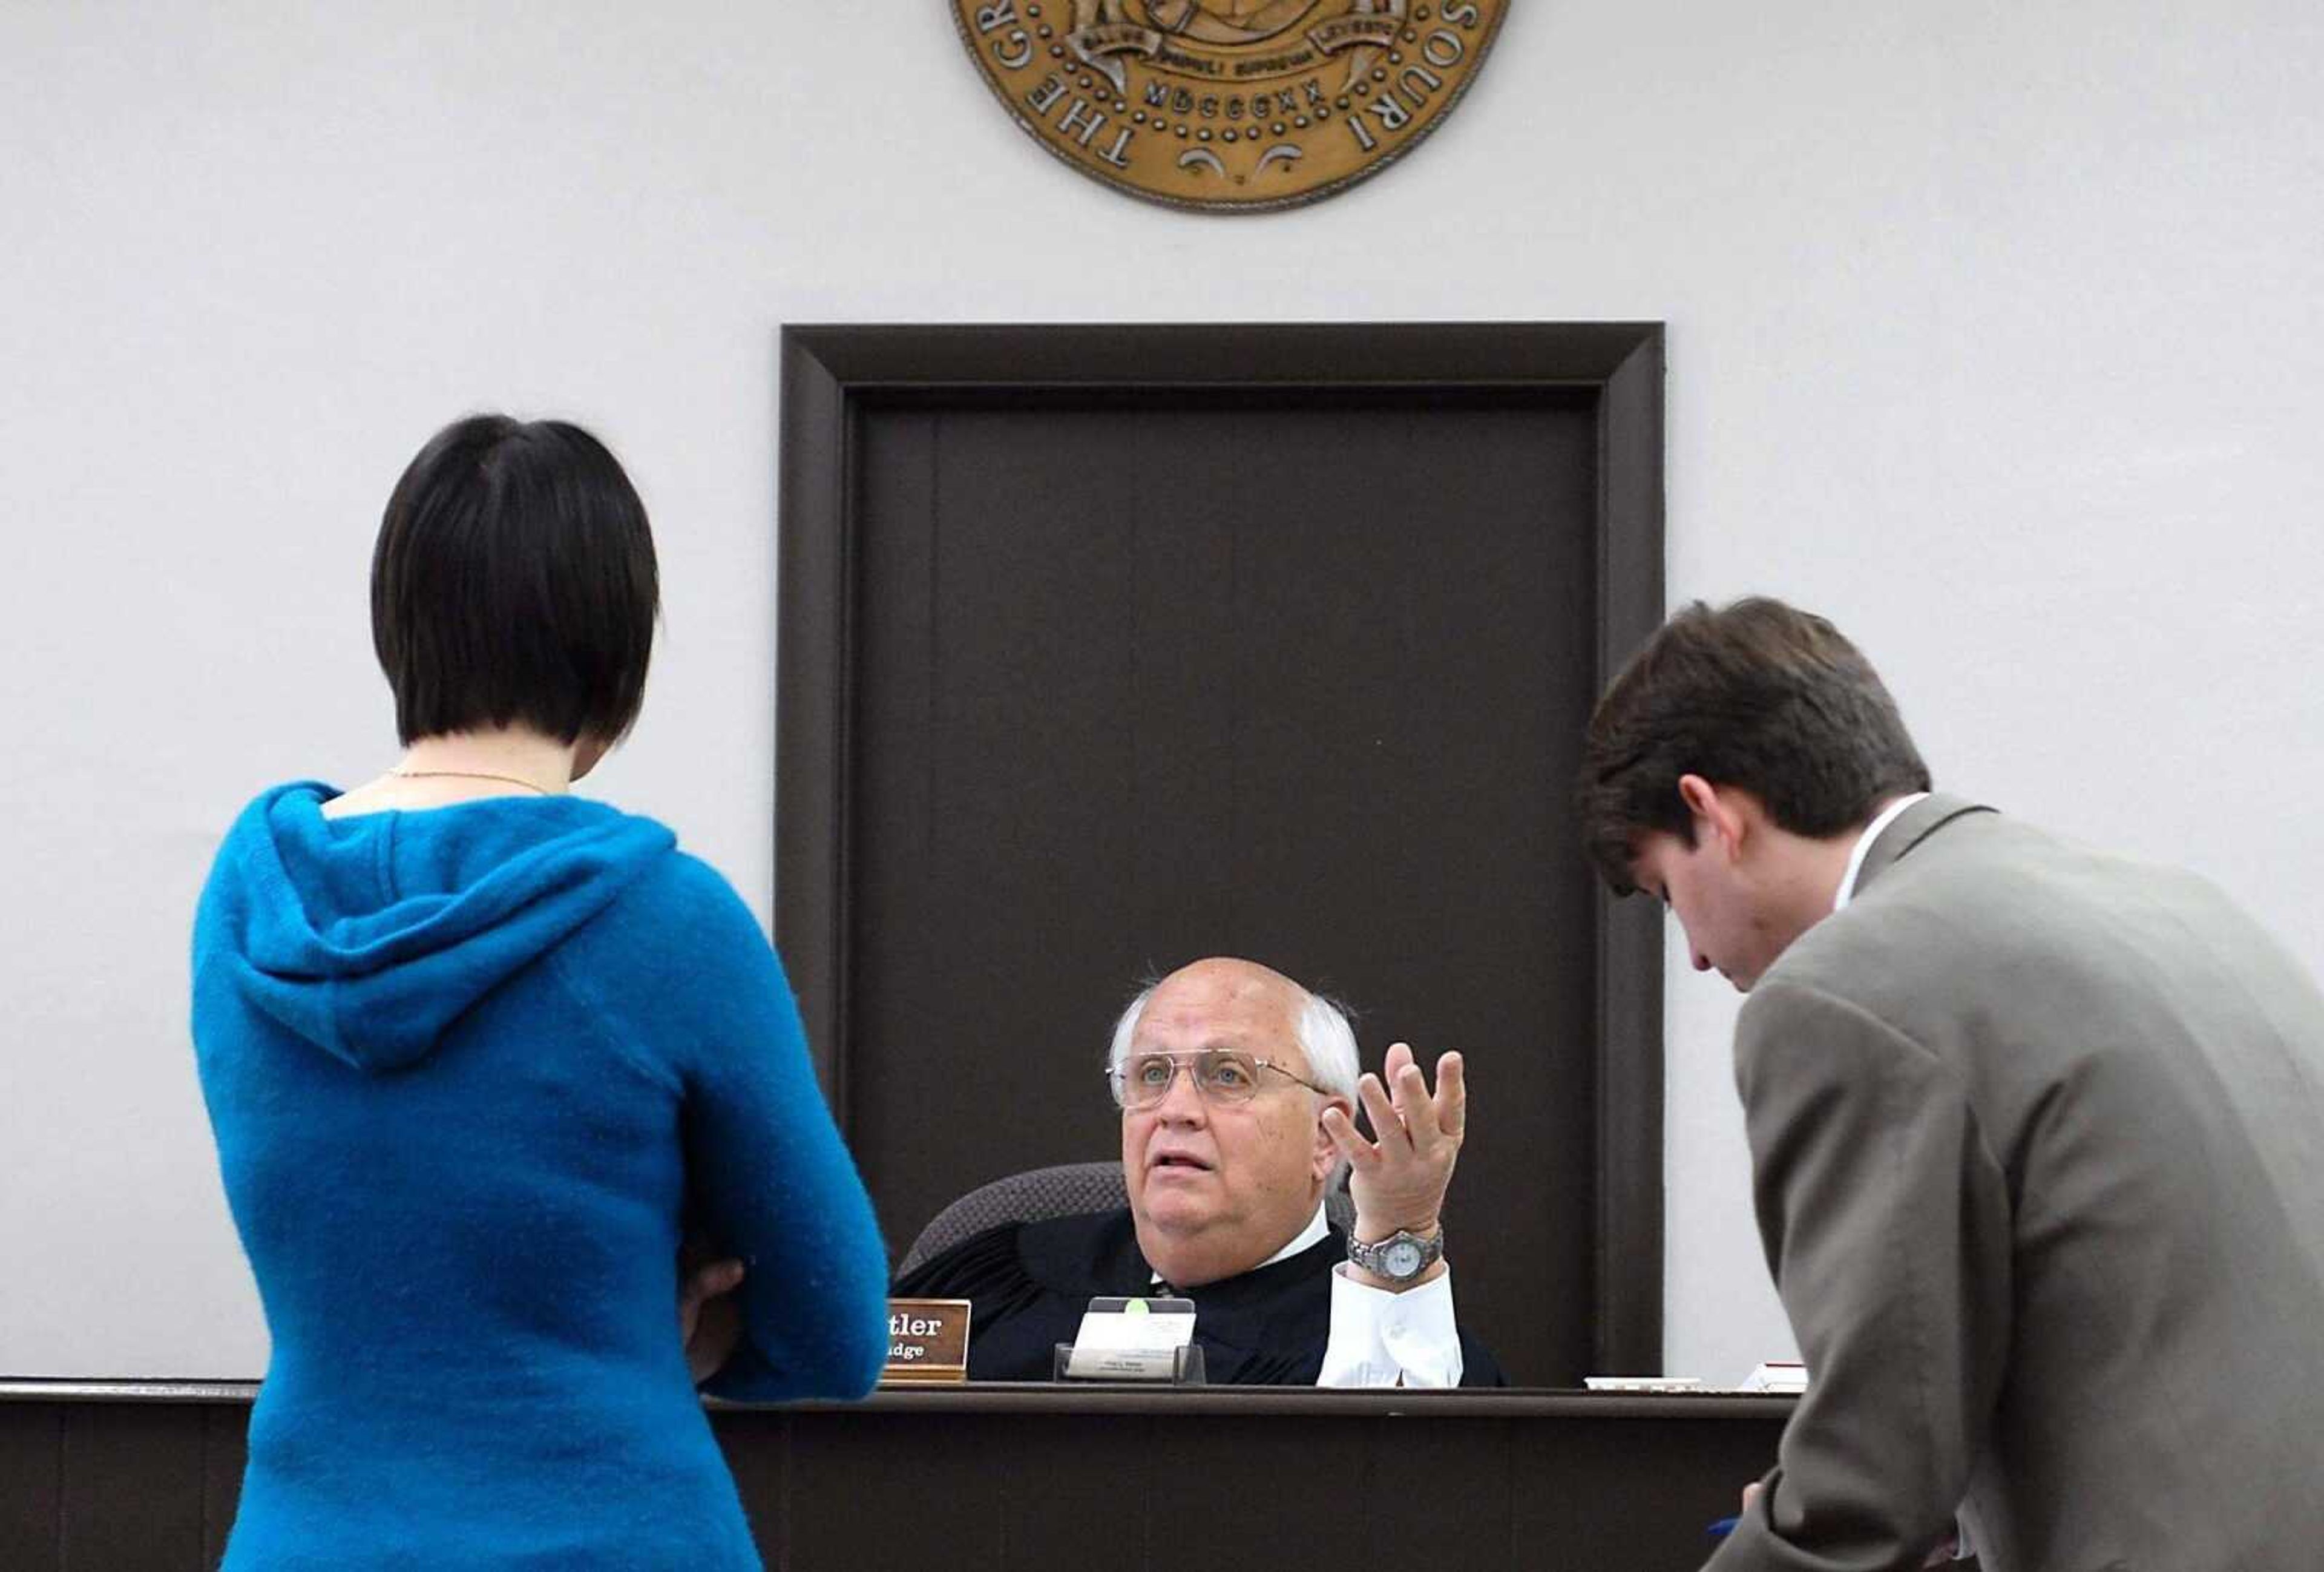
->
xmin=1850 ymin=792 xmax=1997 ymax=901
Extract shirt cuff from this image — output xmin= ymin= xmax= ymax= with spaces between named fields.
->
xmin=1951 ymin=1514 xmax=1977 ymax=1561
xmin=1316 ymin=1261 xmax=1464 ymax=1388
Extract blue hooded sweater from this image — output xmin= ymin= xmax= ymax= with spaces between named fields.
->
xmin=192 ymin=783 xmax=889 ymax=1570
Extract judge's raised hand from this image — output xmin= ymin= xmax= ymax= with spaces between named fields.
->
xmin=1322 ymin=1041 xmax=1465 ymax=1246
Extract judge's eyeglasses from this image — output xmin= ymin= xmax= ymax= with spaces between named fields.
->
xmin=1106 ymin=1049 xmax=1329 ymax=1110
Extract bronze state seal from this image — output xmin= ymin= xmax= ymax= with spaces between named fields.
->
xmin=951 ymin=2 xmax=1508 ymax=211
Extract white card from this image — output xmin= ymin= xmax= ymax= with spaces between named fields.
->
xmin=1063 ymin=1296 xmax=1196 ymax=1380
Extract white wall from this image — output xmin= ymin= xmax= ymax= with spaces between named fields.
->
xmin=4 ymin=2 xmax=2319 ymax=1382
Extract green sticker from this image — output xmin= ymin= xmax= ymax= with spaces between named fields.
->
xmin=1124 ymin=1298 xmax=1149 ymax=1315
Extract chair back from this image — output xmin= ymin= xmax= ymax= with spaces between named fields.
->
xmin=898 ymin=1160 xmax=1354 ymax=1277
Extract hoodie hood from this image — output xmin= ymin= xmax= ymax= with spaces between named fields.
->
xmin=199 ymin=781 xmax=676 ymax=1073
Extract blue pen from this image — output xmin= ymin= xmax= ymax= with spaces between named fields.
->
xmin=1707 ymin=1515 xmax=1740 ymax=1542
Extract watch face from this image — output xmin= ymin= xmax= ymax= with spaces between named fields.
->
xmin=1383 ymin=1240 xmax=1423 ymax=1277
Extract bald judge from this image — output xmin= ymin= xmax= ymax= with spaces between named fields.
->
xmin=894 ymin=958 xmax=1504 ymax=1386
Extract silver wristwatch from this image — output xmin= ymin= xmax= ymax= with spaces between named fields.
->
xmin=1345 ymin=1227 xmax=1444 ymax=1284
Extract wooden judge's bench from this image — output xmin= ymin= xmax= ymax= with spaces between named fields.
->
xmin=1 ymin=1380 xmax=1796 ymax=1570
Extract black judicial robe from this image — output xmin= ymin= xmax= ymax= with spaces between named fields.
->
xmin=892 ymin=1206 xmax=1506 ymax=1386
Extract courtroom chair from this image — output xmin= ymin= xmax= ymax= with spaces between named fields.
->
xmin=898 ymin=1160 xmax=1356 ymax=1277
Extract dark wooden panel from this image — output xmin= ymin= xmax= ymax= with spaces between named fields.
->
xmin=1145 ymin=1413 xmax=1370 ymax=1566
xmin=845 ymin=406 xmax=946 ymax=1200
xmin=7 ymin=1387 xmax=1794 ymax=1571
xmin=1122 ymin=411 xmax=1241 ymax=979
xmin=0 ymin=1403 xmax=62 ymax=1570
xmin=1509 ymin=1414 xmax=1775 ymax=1571
xmin=59 ymin=1404 xmax=206 ymax=1572
xmin=782 ymin=1411 xmax=1009 ymax=1571
xmin=1187 ymin=400 xmax=1601 ymax=1383
xmin=841 ymin=397 xmax=1603 ymax=1383
xmin=199 ymin=1406 xmax=246 ymax=1568
xmin=709 ymin=1407 xmax=790 ymax=1568
xmin=983 ymin=1412 xmax=1131 ymax=1570
xmin=1357 ymin=1412 xmax=1514 ymax=1568
xmin=847 ymin=406 xmax=1153 ymax=1241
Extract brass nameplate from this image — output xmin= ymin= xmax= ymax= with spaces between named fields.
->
xmin=882 ymin=1298 xmax=973 ymax=1384
xmin=950 ymin=1 xmax=1509 ymax=212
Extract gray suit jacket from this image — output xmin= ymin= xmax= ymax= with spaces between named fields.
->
xmin=1709 ymin=795 xmax=2324 ymax=1572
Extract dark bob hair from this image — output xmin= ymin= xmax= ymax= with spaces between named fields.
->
xmin=1576 ymin=597 xmax=1931 ymax=893
xmin=371 ymin=414 xmax=659 ymax=747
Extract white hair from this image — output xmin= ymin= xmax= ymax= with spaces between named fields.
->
xmin=1106 ymin=970 xmax=1362 ymax=1183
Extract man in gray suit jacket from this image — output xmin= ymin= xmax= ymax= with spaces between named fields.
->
xmin=1577 ymin=597 xmax=2324 ymax=1572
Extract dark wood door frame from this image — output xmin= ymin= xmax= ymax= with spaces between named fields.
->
xmin=776 ymin=322 xmax=1666 ymax=1372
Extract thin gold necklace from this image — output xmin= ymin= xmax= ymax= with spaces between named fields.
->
xmin=389 ymin=767 xmax=554 ymax=796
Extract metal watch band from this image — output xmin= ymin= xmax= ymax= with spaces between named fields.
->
xmin=1345 ymin=1226 xmax=1445 ymax=1282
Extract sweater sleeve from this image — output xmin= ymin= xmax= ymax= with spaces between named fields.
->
xmin=645 ymin=857 xmax=890 ymax=1403
xmin=1707 ymin=979 xmax=2011 ymax=1572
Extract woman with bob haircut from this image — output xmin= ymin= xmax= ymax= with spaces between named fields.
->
xmin=191 ymin=414 xmax=888 ymax=1570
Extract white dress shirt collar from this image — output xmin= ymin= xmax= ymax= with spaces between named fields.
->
xmin=1834 ymin=792 xmax=1930 ymax=913
xmin=1261 ymin=1200 xmax=1332 ymax=1266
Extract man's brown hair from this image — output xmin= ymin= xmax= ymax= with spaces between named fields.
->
xmin=1576 ymin=597 xmax=1931 ymax=892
